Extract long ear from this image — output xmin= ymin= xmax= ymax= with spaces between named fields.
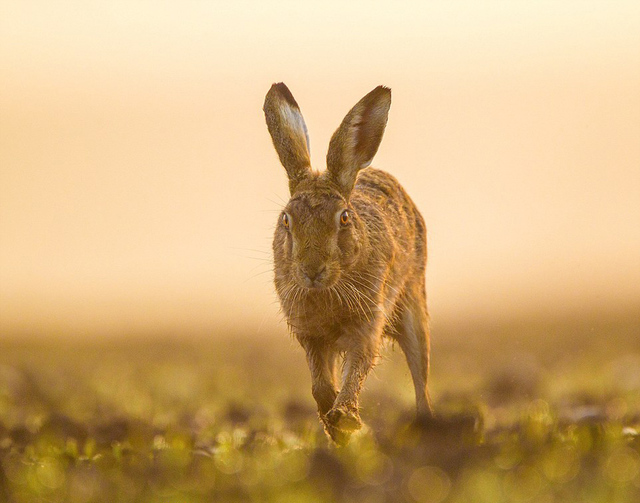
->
xmin=326 ymin=86 xmax=391 ymax=196
xmin=263 ymin=83 xmax=311 ymax=193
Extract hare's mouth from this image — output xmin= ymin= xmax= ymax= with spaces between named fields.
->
xmin=304 ymin=281 xmax=335 ymax=291
xmin=300 ymin=276 xmax=337 ymax=291
xmin=296 ymin=266 xmax=338 ymax=290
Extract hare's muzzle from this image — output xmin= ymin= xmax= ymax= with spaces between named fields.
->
xmin=300 ymin=264 xmax=328 ymax=289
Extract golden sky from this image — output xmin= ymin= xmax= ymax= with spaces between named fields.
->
xmin=1 ymin=1 xmax=639 ymax=336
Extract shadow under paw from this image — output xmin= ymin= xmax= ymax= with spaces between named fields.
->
xmin=398 ymin=410 xmax=483 ymax=450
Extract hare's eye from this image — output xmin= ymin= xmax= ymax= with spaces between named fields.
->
xmin=340 ymin=210 xmax=350 ymax=226
xmin=282 ymin=213 xmax=290 ymax=228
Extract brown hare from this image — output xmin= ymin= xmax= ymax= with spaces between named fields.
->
xmin=264 ymin=83 xmax=432 ymax=445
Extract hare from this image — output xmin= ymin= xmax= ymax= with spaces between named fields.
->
xmin=264 ymin=83 xmax=432 ymax=445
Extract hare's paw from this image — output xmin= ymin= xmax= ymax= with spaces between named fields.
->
xmin=323 ymin=423 xmax=352 ymax=446
xmin=326 ymin=405 xmax=362 ymax=432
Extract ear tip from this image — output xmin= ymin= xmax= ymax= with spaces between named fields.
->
xmin=367 ymin=85 xmax=392 ymax=107
xmin=270 ymin=82 xmax=287 ymax=92
xmin=266 ymin=82 xmax=300 ymax=110
xmin=374 ymin=85 xmax=391 ymax=97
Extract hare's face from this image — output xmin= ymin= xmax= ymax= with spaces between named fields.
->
xmin=265 ymin=82 xmax=390 ymax=292
xmin=278 ymin=185 xmax=362 ymax=290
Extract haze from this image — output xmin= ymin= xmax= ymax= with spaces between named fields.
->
xmin=1 ymin=1 xmax=639 ymax=337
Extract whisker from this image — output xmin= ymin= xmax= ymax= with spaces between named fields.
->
xmin=354 ymin=270 xmax=403 ymax=299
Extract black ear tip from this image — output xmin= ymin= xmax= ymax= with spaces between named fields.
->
xmin=359 ymin=85 xmax=391 ymax=108
xmin=374 ymin=85 xmax=391 ymax=100
xmin=268 ymin=82 xmax=300 ymax=109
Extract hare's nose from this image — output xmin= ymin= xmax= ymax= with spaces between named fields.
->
xmin=303 ymin=265 xmax=326 ymax=283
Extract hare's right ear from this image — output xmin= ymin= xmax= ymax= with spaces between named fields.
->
xmin=263 ymin=83 xmax=311 ymax=193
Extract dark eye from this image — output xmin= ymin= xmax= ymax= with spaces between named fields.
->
xmin=340 ymin=210 xmax=350 ymax=226
xmin=282 ymin=213 xmax=289 ymax=228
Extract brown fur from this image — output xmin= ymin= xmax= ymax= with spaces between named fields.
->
xmin=264 ymin=83 xmax=432 ymax=445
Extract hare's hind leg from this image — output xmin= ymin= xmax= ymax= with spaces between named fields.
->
xmin=394 ymin=283 xmax=433 ymax=418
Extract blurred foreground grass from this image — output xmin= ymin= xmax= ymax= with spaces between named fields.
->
xmin=1 ymin=314 xmax=639 ymax=502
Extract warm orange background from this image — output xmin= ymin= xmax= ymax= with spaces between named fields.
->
xmin=1 ymin=2 xmax=639 ymax=337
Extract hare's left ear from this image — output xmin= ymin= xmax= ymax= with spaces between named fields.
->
xmin=326 ymin=86 xmax=391 ymax=197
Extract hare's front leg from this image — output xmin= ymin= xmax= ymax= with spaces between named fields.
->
xmin=326 ymin=323 xmax=383 ymax=435
xmin=298 ymin=338 xmax=338 ymax=416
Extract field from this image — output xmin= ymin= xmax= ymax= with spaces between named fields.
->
xmin=1 ymin=314 xmax=639 ymax=503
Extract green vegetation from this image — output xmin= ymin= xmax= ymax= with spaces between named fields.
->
xmin=1 ymin=316 xmax=639 ymax=502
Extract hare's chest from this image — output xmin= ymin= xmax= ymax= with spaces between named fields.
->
xmin=291 ymin=302 xmax=361 ymax=337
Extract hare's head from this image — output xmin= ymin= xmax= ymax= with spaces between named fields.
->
xmin=264 ymin=83 xmax=391 ymax=290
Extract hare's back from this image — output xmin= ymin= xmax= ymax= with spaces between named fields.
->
xmin=353 ymin=168 xmax=422 ymax=221
xmin=352 ymin=168 xmax=426 ymax=262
